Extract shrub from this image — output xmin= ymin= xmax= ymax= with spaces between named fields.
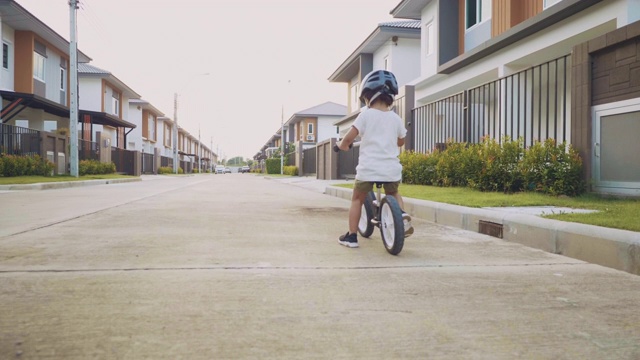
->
xmin=400 ymin=136 xmax=585 ymax=197
xmin=266 ymin=158 xmax=281 ymax=174
xmin=79 ymin=160 xmax=116 ymax=175
xmin=283 ymin=166 xmax=298 ymax=176
xmin=0 ymin=154 xmax=54 ymax=177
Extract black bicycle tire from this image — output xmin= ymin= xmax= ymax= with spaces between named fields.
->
xmin=379 ymin=196 xmax=405 ymax=255
xmin=358 ymin=191 xmax=376 ymax=238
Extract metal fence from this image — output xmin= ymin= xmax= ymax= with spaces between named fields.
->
xmin=111 ymin=147 xmax=136 ymax=175
xmin=414 ymin=55 xmax=571 ymax=152
xmin=0 ymin=123 xmax=41 ymax=156
xmin=142 ymin=152 xmax=155 ymax=174
xmin=78 ymin=139 xmax=99 ymax=161
xmin=302 ymin=147 xmax=316 ymax=175
xmin=338 ymin=144 xmax=359 ymax=179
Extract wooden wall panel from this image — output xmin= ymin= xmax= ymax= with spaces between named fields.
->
xmin=14 ymin=31 xmax=34 ymax=93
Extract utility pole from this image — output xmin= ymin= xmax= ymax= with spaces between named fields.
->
xmin=173 ymin=93 xmax=179 ymax=174
xmin=69 ymin=0 xmax=79 ymax=177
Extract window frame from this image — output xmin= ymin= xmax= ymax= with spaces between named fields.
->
xmin=2 ymin=42 xmax=9 ymax=70
xmin=465 ymin=0 xmax=491 ymax=30
xmin=33 ymin=51 xmax=46 ymax=82
xmin=424 ymin=22 xmax=435 ymax=56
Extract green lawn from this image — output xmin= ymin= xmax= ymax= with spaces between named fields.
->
xmin=0 ymin=174 xmax=137 ymax=185
xmin=335 ymin=183 xmax=640 ymax=232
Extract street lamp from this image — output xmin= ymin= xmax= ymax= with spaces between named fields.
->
xmin=173 ymin=73 xmax=210 ymax=174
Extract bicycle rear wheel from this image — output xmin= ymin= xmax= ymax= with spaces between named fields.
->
xmin=379 ymin=196 xmax=405 ymax=255
xmin=358 ymin=191 xmax=376 ymax=238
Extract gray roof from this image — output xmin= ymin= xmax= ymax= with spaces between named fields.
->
xmin=78 ymin=63 xmax=110 ymax=75
xmin=378 ymin=20 xmax=421 ymax=29
xmin=295 ymin=102 xmax=347 ymax=117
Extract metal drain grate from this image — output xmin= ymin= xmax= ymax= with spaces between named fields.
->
xmin=479 ymin=220 xmax=503 ymax=239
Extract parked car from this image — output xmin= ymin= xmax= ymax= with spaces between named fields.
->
xmin=239 ymin=166 xmax=251 ymax=173
xmin=215 ymin=165 xmax=225 ymax=174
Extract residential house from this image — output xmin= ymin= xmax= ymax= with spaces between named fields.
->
xmin=284 ymin=101 xmax=347 ymax=148
xmin=390 ymin=0 xmax=640 ymax=195
xmin=0 ymin=0 xmax=92 ymax=172
xmin=328 ymin=20 xmax=421 ymax=137
xmin=129 ymin=98 xmax=164 ymax=174
xmin=77 ymin=63 xmax=138 ymax=150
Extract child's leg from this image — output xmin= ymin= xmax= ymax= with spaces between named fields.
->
xmin=348 ymin=189 xmax=368 ymax=234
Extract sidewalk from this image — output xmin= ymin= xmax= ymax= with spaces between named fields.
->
xmin=275 ymin=176 xmax=640 ymax=276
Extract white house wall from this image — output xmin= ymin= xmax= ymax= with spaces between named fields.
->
xmin=390 ymin=38 xmax=421 ymax=87
xmin=78 ymin=78 xmax=102 ymax=111
xmin=412 ymin=0 xmax=627 ymax=106
xmin=317 ymin=116 xmax=338 ymax=142
xmin=420 ymin=1 xmax=438 ymax=79
xmin=372 ymin=40 xmax=421 ymax=88
xmin=128 ymin=104 xmax=143 ymax=152
xmin=1 ymin=23 xmax=15 ymax=91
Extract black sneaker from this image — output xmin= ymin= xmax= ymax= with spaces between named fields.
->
xmin=338 ymin=232 xmax=359 ymax=248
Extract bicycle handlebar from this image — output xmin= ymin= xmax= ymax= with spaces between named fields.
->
xmin=333 ymin=142 xmax=353 ymax=152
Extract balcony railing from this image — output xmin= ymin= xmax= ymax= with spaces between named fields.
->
xmin=414 ymin=55 xmax=571 ymax=152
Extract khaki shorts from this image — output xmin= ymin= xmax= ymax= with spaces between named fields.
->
xmin=354 ymin=180 xmax=400 ymax=194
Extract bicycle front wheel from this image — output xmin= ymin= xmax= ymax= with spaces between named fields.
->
xmin=379 ymin=196 xmax=405 ymax=255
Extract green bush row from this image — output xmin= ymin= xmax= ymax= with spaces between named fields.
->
xmin=0 ymin=154 xmax=54 ymax=177
xmin=400 ymin=137 xmax=585 ymax=196
xmin=158 ymin=166 xmax=184 ymax=174
xmin=283 ymin=166 xmax=298 ymax=176
xmin=266 ymin=158 xmax=281 ymax=174
xmin=79 ymin=160 xmax=116 ymax=176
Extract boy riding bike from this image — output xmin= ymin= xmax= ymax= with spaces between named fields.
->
xmin=336 ymin=70 xmax=413 ymax=248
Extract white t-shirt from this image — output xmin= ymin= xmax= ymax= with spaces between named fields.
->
xmin=352 ymin=108 xmax=407 ymax=182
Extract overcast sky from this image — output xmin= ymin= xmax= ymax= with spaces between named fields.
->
xmin=17 ymin=0 xmax=401 ymax=160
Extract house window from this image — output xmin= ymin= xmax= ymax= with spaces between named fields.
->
xmin=544 ymin=0 xmax=562 ymax=8
xmin=350 ymin=83 xmax=359 ymax=111
xmin=425 ymin=22 xmax=435 ymax=56
xmin=33 ymin=52 xmax=46 ymax=81
xmin=60 ymin=68 xmax=66 ymax=91
xmin=466 ymin=0 xmax=491 ymax=29
xmin=43 ymin=120 xmax=57 ymax=132
xmin=148 ymin=113 xmax=156 ymax=141
xmin=308 ymin=123 xmax=314 ymax=135
xmin=2 ymin=43 xmax=9 ymax=69
xmin=111 ymin=92 xmax=120 ymax=116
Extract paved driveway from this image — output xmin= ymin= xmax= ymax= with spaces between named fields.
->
xmin=1 ymin=175 xmax=639 ymax=359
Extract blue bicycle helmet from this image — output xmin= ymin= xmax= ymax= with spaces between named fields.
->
xmin=359 ymin=70 xmax=399 ymax=105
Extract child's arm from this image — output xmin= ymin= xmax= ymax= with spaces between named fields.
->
xmin=338 ymin=126 xmax=359 ymax=151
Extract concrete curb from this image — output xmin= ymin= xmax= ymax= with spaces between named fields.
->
xmin=325 ymin=185 xmax=640 ymax=275
xmin=0 ymin=177 xmax=141 ymax=191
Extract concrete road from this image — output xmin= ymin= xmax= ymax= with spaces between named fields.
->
xmin=0 ymin=174 xmax=639 ymax=359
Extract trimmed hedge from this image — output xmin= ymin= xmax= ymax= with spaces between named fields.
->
xmin=283 ymin=166 xmax=298 ymax=176
xmin=266 ymin=158 xmax=281 ymax=174
xmin=0 ymin=154 xmax=54 ymax=177
xmin=158 ymin=166 xmax=184 ymax=174
xmin=400 ymin=137 xmax=585 ymax=196
xmin=79 ymin=160 xmax=116 ymax=176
